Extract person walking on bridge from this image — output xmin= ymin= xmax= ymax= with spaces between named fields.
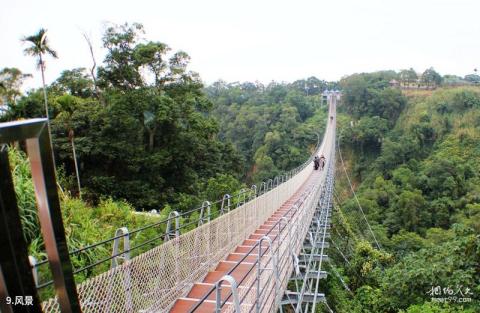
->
xmin=320 ymin=154 xmax=326 ymax=170
xmin=313 ymin=155 xmax=320 ymax=170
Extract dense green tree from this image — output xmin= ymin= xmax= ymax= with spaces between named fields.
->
xmin=290 ymin=76 xmax=329 ymax=95
xmin=340 ymin=71 xmax=405 ymax=122
xmin=401 ymin=302 xmax=475 ymax=313
xmin=345 ymin=240 xmax=393 ymax=291
xmin=52 ymin=68 xmax=94 ymax=98
xmin=1 ymin=23 xmax=246 ymax=210
xmin=464 ymin=74 xmax=480 ymax=84
xmin=399 ymin=68 xmax=418 ymax=86
xmin=380 ymin=226 xmax=479 ymax=311
xmin=421 ymin=67 xmax=443 ymax=88
xmin=0 ymin=67 xmax=32 ymax=106
xmin=2 ymin=88 xmax=45 ymax=121
xmin=330 ymin=79 xmax=480 ymax=312
xmin=394 ymin=190 xmax=428 ymax=233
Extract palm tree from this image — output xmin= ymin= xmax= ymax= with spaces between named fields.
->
xmin=22 ymin=28 xmax=58 ymax=120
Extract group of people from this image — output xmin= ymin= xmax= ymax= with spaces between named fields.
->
xmin=313 ymin=154 xmax=326 ymax=170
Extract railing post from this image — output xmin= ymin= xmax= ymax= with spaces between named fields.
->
xmin=111 ymin=227 xmax=130 ymax=269
xmin=260 ymin=181 xmax=267 ymax=195
xmin=215 ymin=275 xmax=240 ymax=313
xmin=236 ymin=189 xmax=246 ymax=208
xmin=250 ymin=184 xmax=258 ymax=228
xmin=273 ymin=176 xmax=280 ymax=207
xmin=267 ymin=179 xmax=273 ymax=191
xmin=220 ymin=194 xmax=231 ymax=215
xmin=108 ymin=227 xmax=133 ymax=313
xmin=165 ymin=211 xmax=180 ymax=241
xmin=256 ymin=239 xmax=262 ymax=313
xmin=257 ymin=236 xmax=280 ymax=313
xmin=198 ymin=201 xmax=211 ymax=226
xmin=250 ymin=184 xmax=257 ymax=201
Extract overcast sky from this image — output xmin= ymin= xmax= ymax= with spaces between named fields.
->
xmin=1 ymin=0 xmax=479 ymax=90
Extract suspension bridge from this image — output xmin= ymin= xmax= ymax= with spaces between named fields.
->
xmin=0 ymin=91 xmax=340 ymax=313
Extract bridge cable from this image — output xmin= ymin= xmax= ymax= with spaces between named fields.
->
xmin=332 ymin=224 xmax=355 ymax=259
xmin=328 ymin=263 xmax=353 ymax=295
xmin=323 ymin=299 xmax=335 ymax=313
xmin=333 ymin=201 xmax=362 ymax=239
xmin=332 ymin=199 xmax=361 ymax=254
xmin=337 ymin=137 xmax=382 ymax=250
xmin=333 ymin=185 xmax=368 ymax=245
xmin=333 ymin=165 xmax=372 ymax=245
xmin=330 ymin=239 xmax=350 ymax=265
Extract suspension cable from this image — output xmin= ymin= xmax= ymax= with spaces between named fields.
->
xmin=328 ymin=263 xmax=353 ymax=295
xmin=337 ymin=136 xmax=382 ymax=250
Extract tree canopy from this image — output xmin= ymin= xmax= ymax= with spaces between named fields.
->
xmin=329 ymin=73 xmax=480 ymax=312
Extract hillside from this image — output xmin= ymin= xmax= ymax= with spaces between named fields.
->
xmin=326 ymin=75 xmax=480 ymax=312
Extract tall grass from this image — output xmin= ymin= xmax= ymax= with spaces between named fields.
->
xmin=9 ymin=147 xmax=40 ymax=243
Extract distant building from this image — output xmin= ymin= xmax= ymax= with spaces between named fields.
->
xmin=392 ymin=76 xmax=436 ymax=90
xmin=389 ymin=79 xmax=400 ymax=88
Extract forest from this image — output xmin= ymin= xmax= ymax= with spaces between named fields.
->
xmin=1 ymin=23 xmax=479 ymax=312
xmin=326 ymin=72 xmax=480 ymax=312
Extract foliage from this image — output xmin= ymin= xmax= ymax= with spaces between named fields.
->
xmin=8 ymin=147 xmax=39 ymax=243
xmin=0 ymin=67 xmax=32 ymax=106
xmin=400 ymin=302 xmax=476 ymax=313
xmin=8 ymin=146 xmax=167 ymax=299
xmin=399 ymin=68 xmax=418 ymax=86
xmin=5 ymin=23 xmax=246 ymax=211
xmin=329 ymin=79 xmax=480 ymax=312
xmin=464 ymin=74 xmax=480 ymax=84
xmin=421 ymin=67 xmax=443 ymax=87
xmin=205 ymin=79 xmax=332 ymax=182
xmin=22 ymin=28 xmax=58 ymax=69
xmin=339 ymin=72 xmax=406 ymax=125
